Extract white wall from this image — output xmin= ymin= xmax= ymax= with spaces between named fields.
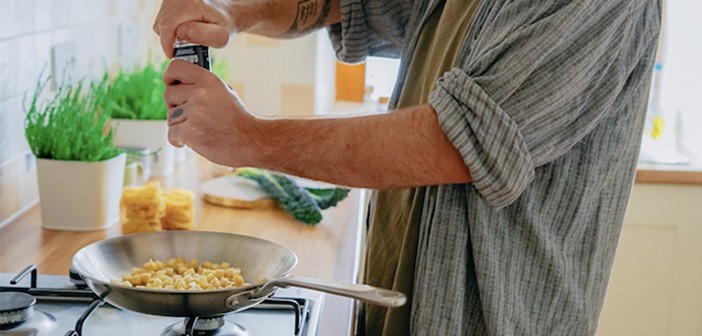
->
xmin=0 ymin=0 xmax=159 ymax=226
xmin=212 ymin=31 xmax=335 ymax=118
xmin=314 ymin=31 xmax=337 ymax=116
xmin=656 ymin=0 xmax=702 ymax=163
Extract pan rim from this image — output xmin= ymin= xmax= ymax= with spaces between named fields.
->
xmin=71 ymin=230 xmax=297 ymax=295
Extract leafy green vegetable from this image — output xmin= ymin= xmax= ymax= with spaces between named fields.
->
xmin=237 ymin=167 xmax=322 ymax=224
xmin=105 ymin=60 xmax=168 ymax=120
xmin=236 ymin=167 xmax=350 ymax=225
xmin=305 ymin=187 xmax=351 ymax=210
xmin=25 ymin=76 xmax=122 ymax=161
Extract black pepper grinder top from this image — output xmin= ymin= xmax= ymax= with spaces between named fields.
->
xmin=173 ymin=38 xmax=211 ymax=70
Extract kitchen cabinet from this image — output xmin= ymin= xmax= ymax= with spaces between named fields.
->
xmin=597 ymin=182 xmax=702 ymax=336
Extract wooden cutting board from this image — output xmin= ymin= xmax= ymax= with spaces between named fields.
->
xmin=200 ymin=175 xmax=277 ymax=209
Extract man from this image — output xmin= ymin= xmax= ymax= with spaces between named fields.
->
xmin=153 ymin=0 xmax=661 ymax=335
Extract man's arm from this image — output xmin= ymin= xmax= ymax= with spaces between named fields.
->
xmin=163 ymin=61 xmax=471 ymax=189
xmin=252 ymin=104 xmax=472 ymax=188
xmin=280 ymin=0 xmax=339 ymax=38
xmin=153 ymin=0 xmax=341 ymax=57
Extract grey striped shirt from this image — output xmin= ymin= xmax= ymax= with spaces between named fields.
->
xmin=329 ymin=0 xmax=661 ymax=335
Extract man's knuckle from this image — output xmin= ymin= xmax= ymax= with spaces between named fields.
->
xmin=194 ymin=87 xmax=208 ymax=100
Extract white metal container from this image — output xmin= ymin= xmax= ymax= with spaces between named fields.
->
xmin=110 ymin=119 xmax=175 ymax=176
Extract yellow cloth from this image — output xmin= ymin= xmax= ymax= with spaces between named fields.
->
xmin=363 ymin=1 xmax=481 ymax=335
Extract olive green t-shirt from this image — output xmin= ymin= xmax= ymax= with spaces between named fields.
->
xmin=363 ymin=1 xmax=481 ymax=335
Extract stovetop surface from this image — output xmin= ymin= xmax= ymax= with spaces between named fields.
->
xmin=0 ymin=273 xmax=323 ymax=336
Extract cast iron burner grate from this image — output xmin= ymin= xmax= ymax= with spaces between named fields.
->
xmin=1 ymin=265 xmax=309 ymax=336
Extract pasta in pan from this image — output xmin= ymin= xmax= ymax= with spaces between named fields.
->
xmin=114 ymin=257 xmax=247 ymax=290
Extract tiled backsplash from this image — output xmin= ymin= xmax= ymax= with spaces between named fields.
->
xmin=0 ymin=0 xmax=158 ymax=226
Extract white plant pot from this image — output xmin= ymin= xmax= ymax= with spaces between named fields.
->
xmin=37 ymin=154 xmax=126 ymax=231
xmin=110 ymin=119 xmax=175 ymax=176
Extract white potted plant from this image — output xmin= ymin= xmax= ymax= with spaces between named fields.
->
xmin=106 ymin=58 xmax=232 ymax=176
xmin=105 ymin=60 xmax=177 ymax=176
xmin=25 ymin=78 xmax=126 ymax=231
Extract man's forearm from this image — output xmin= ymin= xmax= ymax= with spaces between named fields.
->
xmin=250 ymin=104 xmax=472 ymax=188
xmin=238 ymin=0 xmax=341 ymax=38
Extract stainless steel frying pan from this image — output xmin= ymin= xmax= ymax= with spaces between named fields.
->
xmin=71 ymin=231 xmax=405 ymax=317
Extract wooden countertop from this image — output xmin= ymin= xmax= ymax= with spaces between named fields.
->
xmin=0 ymin=153 xmax=365 ymax=336
xmin=635 ymin=163 xmax=702 ymax=185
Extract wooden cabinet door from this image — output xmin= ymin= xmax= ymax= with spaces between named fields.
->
xmin=597 ymin=184 xmax=702 ymax=336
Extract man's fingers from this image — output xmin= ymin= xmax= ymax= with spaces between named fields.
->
xmin=176 ymin=22 xmax=231 ymax=49
xmin=164 ymin=84 xmax=193 ymax=109
xmin=152 ymin=0 xmax=168 ymax=35
xmin=153 ymin=0 xmax=232 ymax=58
xmin=167 ymin=107 xmax=188 ymax=127
xmin=154 ymin=12 xmax=180 ymax=58
xmin=159 ymin=29 xmax=177 ymax=58
xmin=163 ymin=60 xmax=208 ymax=86
xmin=168 ymin=120 xmax=187 ymax=148
xmin=153 ymin=3 xmax=204 ymax=57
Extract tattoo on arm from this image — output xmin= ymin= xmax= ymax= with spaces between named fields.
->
xmin=283 ymin=0 xmax=332 ymax=37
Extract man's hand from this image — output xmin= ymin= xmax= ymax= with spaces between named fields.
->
xmin=153 ymin=0 xmax=341 ymax=57
xmin=153 ymin=0 xmax=240 ymax=58
xmin=163 ymin=60 xmax=259 ymax=167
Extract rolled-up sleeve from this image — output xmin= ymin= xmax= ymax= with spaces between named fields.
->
xmin=327 ymin=0 xmax=415 ymax=63
xmin=430 ymin=73 xmax=535 ymax=209
xmin=429 ymin=0 xmax=661 ymax=208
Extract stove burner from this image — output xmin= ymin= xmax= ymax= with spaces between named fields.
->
xmin=0 ymin=292 xmax=57 ymax=335
xmin=161 ymin=316 xmax=250 ymax=336
xmin=0 ymin=292 xmax=36 ymax=325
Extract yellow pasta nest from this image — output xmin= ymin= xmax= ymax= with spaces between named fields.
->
xmin=114 ymin=257 xmax=246 ymax=290
xmin=120 ymin=182 xmax=195 ymax=234
xmin=161 ymin=188 xmax=196 ymax=230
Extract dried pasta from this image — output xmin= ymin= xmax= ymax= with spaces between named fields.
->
xmin=120 ymin=182 xmax=195 ymax=234
xmin=120 ymin=182 xmax=165 ymax=234
xmin=161 ymin=188 xmax=195 ymax=230
xmin=114 ymin=257 xmax=246 ymax=290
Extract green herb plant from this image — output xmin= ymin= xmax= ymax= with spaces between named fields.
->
xmin=106 ymin=60 xmax=168 ymax=120
xmin=211 ymin=54 xmax=229 ymax=81
xmin=25 ymin=77 xmax=122 ymax=161
xmin=106 ymin=56 xmax=230 ymax=120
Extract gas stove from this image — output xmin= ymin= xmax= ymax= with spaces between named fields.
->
xmin=0 ymin=265 xmax=323 ymax=336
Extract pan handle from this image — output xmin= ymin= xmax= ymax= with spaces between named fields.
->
xmin=259 ymin=277 xmax=406 ymax=307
